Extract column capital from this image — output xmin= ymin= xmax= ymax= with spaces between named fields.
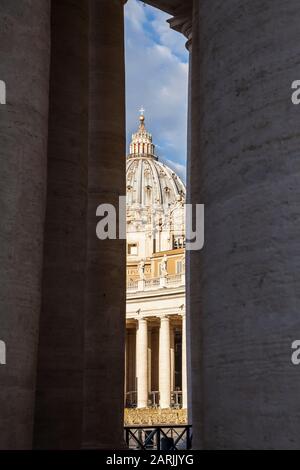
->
xmin=160 ymin=315 xmax=170 ymax=322
xmin=167 ymin=5 xmax=193 ymax=52
xmin=138 ymin=317 xmax=147 ymax=323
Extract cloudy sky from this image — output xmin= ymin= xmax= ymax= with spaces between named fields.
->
xmin=125 ymin=0 xmax=188 ymax=181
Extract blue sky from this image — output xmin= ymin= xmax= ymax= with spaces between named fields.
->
xmin=125 ymin=0 xmax=188 ymax=181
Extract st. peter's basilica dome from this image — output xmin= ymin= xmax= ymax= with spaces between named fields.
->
xmin=126 ymin=112 xmax=186 ymax=208
xmin=126 ymin=112 xmax=186 ymax=259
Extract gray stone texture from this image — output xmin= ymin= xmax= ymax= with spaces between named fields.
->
xmin=0 ymin=0 xmax=50 ymax=449
xmin=82 ymin=0 xmax=126 ymax=449
xmin=33 ymin=0 xmax=89 ymax=449
xmin=186 ymin=0 xmax=203 ymax=450
xmin=193 ymin=0 xmax=300 ymax=450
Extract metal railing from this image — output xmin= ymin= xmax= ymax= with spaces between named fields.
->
xmin=124 ymin=425 xmax=192 ymax=450
xmin=126 ymin=391 xmax=137 ymax=408
xmin=126 ymin=391 xmax=184 ymax=409
xmin=171 ymin=391 xmax=182 ymax=409
xmin=148 ymin=391 xmax=160 ymax=408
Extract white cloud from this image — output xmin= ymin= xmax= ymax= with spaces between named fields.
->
xmin=125 ymin=0 xmax=147 ymax=33
xmin=125 ymin=0 xmax=188 ymax=176
xmin=164 ymin=159 xmax=186 ymax=182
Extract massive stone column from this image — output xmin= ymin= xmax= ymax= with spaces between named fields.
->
xmin=0 ymin=1 xmax=50 ymax=449
xmin=159 ymin=316 xmax=171 ymax=409
xmin=33 ymin=0 xmax=89 ymax=449
xmin=136 ymin=319 xmax=148 ymax=408
xmin=193 ymin=0 xmax=300 ymax=449
xmin=82 ymin=0 xmax=127 ymax=449
xmin=185 ymin=1 xmax=203 ymax=448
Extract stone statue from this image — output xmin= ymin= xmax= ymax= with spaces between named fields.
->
xmin=161 ymin=254 xmax=168 ymax=277
xmin=138 ymin=260 xmax=146 ymax=280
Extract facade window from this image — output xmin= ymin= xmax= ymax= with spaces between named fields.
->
xmin=128 ymin=243 xmax=138 ymax=256
xmin=176 ymin=260 xmax=183 ymax=274
xmin=173 ymin=235 xmax=186 ymax=250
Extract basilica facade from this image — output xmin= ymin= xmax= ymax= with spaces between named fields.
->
xmin=125 ymin=113 xmax=187 ymax=412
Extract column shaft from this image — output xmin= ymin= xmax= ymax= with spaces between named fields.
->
xmin=195 ymin=0 xmax=300 ymax=449
xmin=82 ymin=0 xmax=126 ymax=449
xmin=170 ymin=327 xmax=175 ymax=393
xmin=34 ymin=0 xmax=89 ymax=449
xmin=182 ymin=314 xmax=188 ymax=409
xmin=159 ymin=317 xmax=171 ymax=409
xmin=148 ymin=329 xmax=152 ymax=394
xmin=0 ymin=0 xmax=50 ymax=449
xmin=136 ymin=319 xmax=148 ymax=408
xmin=186 ymin=0 xmax=203 ymax=448
xmin=125 ymin=330 xmax=128 ymax=405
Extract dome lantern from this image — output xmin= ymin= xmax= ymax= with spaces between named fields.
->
xmin=129 ymin=109 xmax=157 ymax=159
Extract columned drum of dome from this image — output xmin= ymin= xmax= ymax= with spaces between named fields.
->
xmin=125 ymin=113 xmax=187 ymax=423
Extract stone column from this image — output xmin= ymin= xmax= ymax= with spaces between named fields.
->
xmin=33 ymin=0 xmax=89 ymax=449
xmin=148 ymin=328 xmax=152 ymax=394
xmin=169 ymin=0 xmax=195 ymax=434
xmin=82 ymin=0 xmax=127 ymax=450
xmin=159 ymin=316 xmax=171 ymax=409
xmin=136 ymin=319 xmax=149 ymax=408
xmin=0 ymin=1 xmax=50 ymax=449
xmin=182 ymin=314 xmax=188 ymax=409
xmin=170 ymin=327 xmax=175 ymax=393
xmin=125 ymin=330 xmax=128 ymax=405
xmin=193 ymin=0 xmax=300 ymax=450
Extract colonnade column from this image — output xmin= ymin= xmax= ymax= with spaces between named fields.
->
xmin=136 ymin=319 xmax=148 ymax=408
xmin=159 ymin=317 xmax=171 ymax=409
xmin=82 ymin=0 xmax=127 ymax=449
xmin=168 ymin=0 xmax=195 ymax=436
xmin=34 ymin=0 xmax=89 ymax=449
xmin=193 ymin=0 xmax=300 ymax=450
xmin=186 ymin=0 xmax=203 ymax=449
xmin=0 ymin=0 xmax=50 ymax=449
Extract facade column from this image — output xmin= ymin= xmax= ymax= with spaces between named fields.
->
xmin=34 ymin=0 xmax=89 ymax=449
xmin=0 ymin=1 xmax=50 ymax=449
xmin=159 ymin=316 xmax=171 ymax=409
xmin=136 ymin=319 xmax=148 ymax=408
xmin=82 ymin=0 xmax=127 ymax=450
xmin=170 ymin=327 xmax=175 ymax=393
xmin=148 ymin=328 xmax=152 ymax=396
xmin=125 ymin=330 xmax=128 ymax=405
xmin=182 ymin=314 xmax=188 ymax=409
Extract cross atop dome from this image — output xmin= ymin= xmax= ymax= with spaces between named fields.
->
xmin=139 ymin=106 xmax=146 ymax=129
